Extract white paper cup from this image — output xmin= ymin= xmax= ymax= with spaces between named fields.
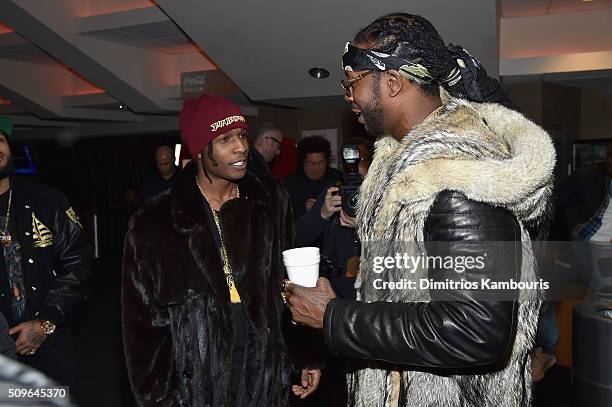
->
xmin=283 ymin=247 xmax=320 ymax=287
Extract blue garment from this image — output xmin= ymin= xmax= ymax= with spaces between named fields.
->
xmin=573 ymin=180 xmax=612 ymax=241
xmin=535 ymin=302 xmax=560 ymax=355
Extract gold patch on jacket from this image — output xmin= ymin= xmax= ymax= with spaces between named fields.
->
xmin=32 ymin=213 xmax=53 ymax=248
xmin=66 ymin=207 xmax=83 ymax=229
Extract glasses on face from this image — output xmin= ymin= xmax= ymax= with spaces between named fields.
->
xmin=340 ymin=71 xmax=373 ymax=97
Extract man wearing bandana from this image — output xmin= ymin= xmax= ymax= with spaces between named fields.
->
xmin=285 ymin=13 xmax=554 ymax=407
xmin=0 ymin=117 xmax=91 ymax=387
xmin=122 ymin=95 xmax=320 ymax=406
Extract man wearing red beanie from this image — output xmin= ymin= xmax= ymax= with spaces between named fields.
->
xmin=122 ymin=95 xmax=320 ymax=405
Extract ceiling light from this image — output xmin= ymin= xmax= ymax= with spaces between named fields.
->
xmin=119 ymin=104 xmax=125 ymax=110
xmin=309 ymin=67 xmax=330 ymax=79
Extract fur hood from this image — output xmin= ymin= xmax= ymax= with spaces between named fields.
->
xmin=358 ymin=96 xmax=555 ymax=243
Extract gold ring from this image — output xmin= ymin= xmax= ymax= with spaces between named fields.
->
xmin=281 ymin=280 xmax=291 ymax=292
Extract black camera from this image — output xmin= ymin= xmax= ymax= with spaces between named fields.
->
xmin=339 ymin=144 xmax=363 ymax=218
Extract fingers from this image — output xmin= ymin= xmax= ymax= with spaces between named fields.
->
xmin=310 ymin=369 xmax=321 ymax=389
xmin=16 ymin=343 xmax=36 ymax=355
xmin=16 ymin=343 xmax=28 ymax=354
xmin=339 ymin=210 xmax=356 ymax=227
xmin=326 ymin=186 xmax=339 ymax=196
xmin=281 ymin=279 xmax=295 ymax=293
xmin=300 ymin=368 xmax=309 ymax=387
xmin=299 ymin=370 xmax=320 ymax=399
xmin=14 ymin=331 xmax=28 ymax=348
xmin=8 ymin=324 xmax=23 ymax=336
xmin=316 ymin=277 xmax=331 ymax=289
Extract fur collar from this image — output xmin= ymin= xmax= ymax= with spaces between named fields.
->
xmin=358 ymin=98 xmax=555 ymax=240
xmin=171 ymin=162 xmax=271 ymax=234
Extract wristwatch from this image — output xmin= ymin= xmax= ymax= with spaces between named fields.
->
xmin=40 ymin=320 xmax=56 ymax=336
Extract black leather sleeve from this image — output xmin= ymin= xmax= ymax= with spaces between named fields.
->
xmin=322 ymin=191 xmax=521 ymax=369
xmin=38 ymin=194 xmax=92 ymax=326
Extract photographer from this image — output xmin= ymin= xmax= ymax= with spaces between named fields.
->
xmin=294 ymin=142 xmax=371 ymax=300
xmin=283 ymin=136 xmax=343 ymax=219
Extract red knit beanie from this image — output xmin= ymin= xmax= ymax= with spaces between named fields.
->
xmin=179 ymin=95 xmax=249 ymax=158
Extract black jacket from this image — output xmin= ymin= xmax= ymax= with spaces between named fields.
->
xmin=140 ymin=169 xmax=179 ymax=202
xmin=247 ymin=147 xmax=270 ymax=177
xmin=323 ymin=191 xmax=519 ymax=370
xmin=122 ymin=163 xmax=295 ymax=406
xmin=0 ymin=180 xmax=91 ymax=328
xmin=283 ymin=167 xmax=343 ymax=219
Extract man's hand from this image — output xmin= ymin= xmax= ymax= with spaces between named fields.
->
xmin=284 ymin=277 xmax=337 ymax=329
xmin=9 ymin=320 xmax=47 ymax=356
xmin=321 ymin=187 xmax=342 ymax=220
xmin=339 ymin=209 xmax=357 ymax=228
xmin=292 ymin=368 xmax=322 ymax=399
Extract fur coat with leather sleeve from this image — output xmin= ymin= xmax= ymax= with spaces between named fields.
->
xmin=329 ymin=96 xmax=555 ymax=407
xmin=122 ymin=163 xmax=293 ymax=406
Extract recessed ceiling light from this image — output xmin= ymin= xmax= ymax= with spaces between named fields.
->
xmin=309 ymin=67 xmax=330 ymax=79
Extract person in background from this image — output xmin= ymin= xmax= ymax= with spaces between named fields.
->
xmin=283 ymin=136 xmax=343 ymax=219
xmin=248 ymin=123 xmax=283 ymax=176
xmin=295 ymin=140 xmax=372 ymax=299
xmin=140 ymin=145 xmax=179 ymax=201
xmin=0 ymin=116 xmax=91 ymax=387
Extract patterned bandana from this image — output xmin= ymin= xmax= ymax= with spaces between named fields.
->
xmin=342 ymin=42 xmax=461 ymax=86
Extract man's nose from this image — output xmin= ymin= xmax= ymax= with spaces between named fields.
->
xmin=234 ymin=139 xmax=247 ymax=153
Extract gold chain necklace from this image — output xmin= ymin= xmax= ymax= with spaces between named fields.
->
xmin=0 ymin=189 xmax=12 ymax=246
xmin=196 ymin=178 xmax=239 ymax=290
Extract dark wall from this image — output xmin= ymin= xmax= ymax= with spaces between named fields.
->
xmin=14 ymin=132 xmax=180 ymax=262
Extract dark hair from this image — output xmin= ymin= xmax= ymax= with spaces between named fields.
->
xmin=297 ymin=136 xmax=331 ymax=164
xmin=201 ymin=142 xmax=218 ymax=184
xmin=354 ymin=13 xmax=517 ymax=110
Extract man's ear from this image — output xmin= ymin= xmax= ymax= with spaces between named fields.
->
xmin=385 ymin=70 xmax=404 ymax=97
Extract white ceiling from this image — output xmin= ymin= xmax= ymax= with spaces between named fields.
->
xmin=156 ymin=0 xmax=498 ymax=102
xmin=0 ymin=0 xmax=609 ymax=138
xmin=501 ymin=0 xmax=612 ymax=17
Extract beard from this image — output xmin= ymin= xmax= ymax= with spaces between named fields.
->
xmin=0 ymin=155 xmax=13 ymax=180
xmin=362 ymin=77 xmax=385 ymax=137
